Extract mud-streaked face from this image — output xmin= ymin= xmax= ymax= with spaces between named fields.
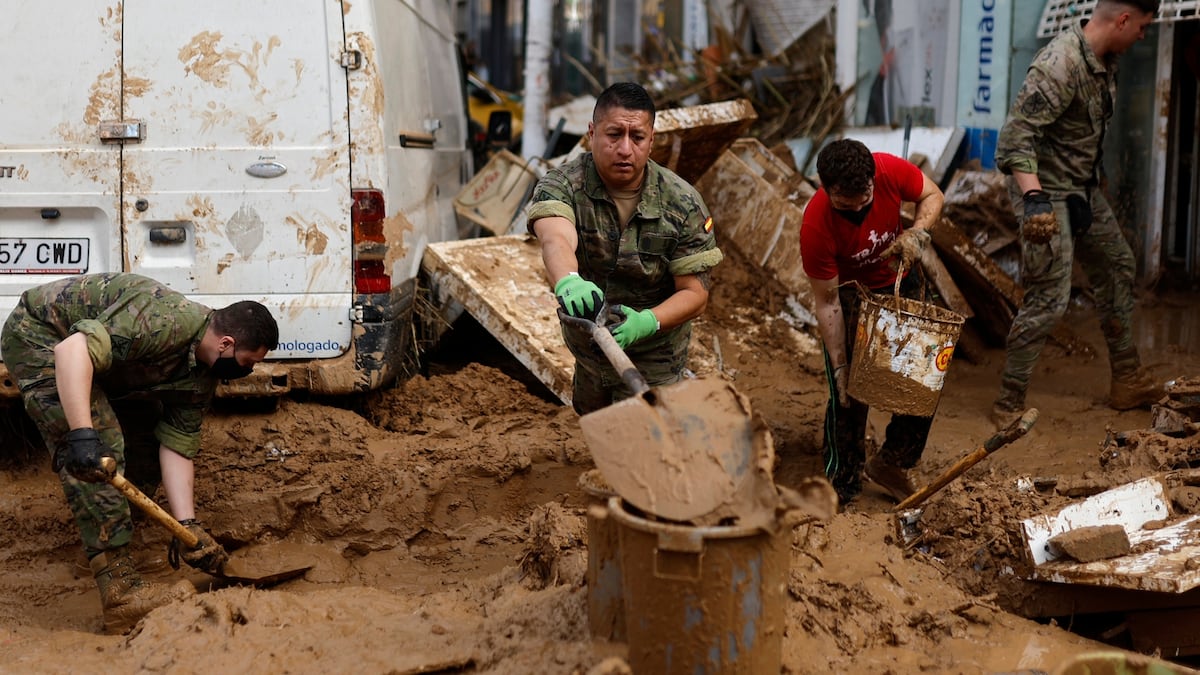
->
xmin=587 ymin=106 xmax=654 ymax=192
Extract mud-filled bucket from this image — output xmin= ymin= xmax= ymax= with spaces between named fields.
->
xmin=579 ymin=469 xmax=624 ymax=640
xmin=847 ymin=290 xmax=965 ymax=417
xmin=608 ymin=497 xmax=788 ymax=674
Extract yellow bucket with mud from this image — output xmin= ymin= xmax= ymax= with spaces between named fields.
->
xmin=848 ymin=291 xmax=965 ymax=417
xmin=608 ymin=497 xmax=788 ymax=674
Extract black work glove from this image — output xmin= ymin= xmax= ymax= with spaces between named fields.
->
xmin=58 ymin=428 xmax=116 ymax=483
xmin=168 ymin=519 xmax=229 ymax=575
xmin=1021 ymin=189 xmax=1059 ymax=244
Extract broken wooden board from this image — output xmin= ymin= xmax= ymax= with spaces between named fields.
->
xmin=694 ymin=138 xmax=815 ymax=313
xmin=650 ymin=99 xmax=757 ymax=184
xmin=929 ymin=216 xmax=1020 ymax=345
xmin=1022 ymin=476 xmax=1200 ymax=593
xmin=422 ymin=235 xmax=574 ymax=405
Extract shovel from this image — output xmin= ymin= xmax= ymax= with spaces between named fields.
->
xmin=100 ymin=457 xmax=311 ymax=585
xmin=893 ymin=408 xmax=1038 ymax=544
xmin=565 ymin=310 xmax=758 ymax=522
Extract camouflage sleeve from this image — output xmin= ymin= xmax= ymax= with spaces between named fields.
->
xmin=155 ymin=393 xmax=214 ymax=458
xmin=995 ymin=54 xmax=1074 ymax=176
xmin=69 ymin=319 xmax=114 ymax=373
xmin=667 ymin=199 xmax=723 ymax=277
xmin=525 ymin=169 xmax=577 ymax=234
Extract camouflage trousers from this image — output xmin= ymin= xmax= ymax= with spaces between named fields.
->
xmin=998 ymin=182 xmax=1138 ymax=406
xmin=1 ymin=305 xmax=162 ymax=559
xmin=823 ymin=275 xmax=933 ymax=502
xmin=564 ymin=321 xmax=689 ymax=416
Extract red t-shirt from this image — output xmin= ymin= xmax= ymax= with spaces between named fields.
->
xmin=800 ymin=153 xmax=926 ymax=289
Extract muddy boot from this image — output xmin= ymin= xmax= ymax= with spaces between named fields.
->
xmin=863 ymin=455 xmax=916 ymax=502
xmin=90 ymin=546 xmax=195 ymax=634
xmin=1110 ymin=368 xmax=1165 ymax=411
xmin=990 ymin=384 xmax=1025 ymax=431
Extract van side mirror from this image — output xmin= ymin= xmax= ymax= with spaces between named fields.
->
xmin=486 ymin=110 xmax=513 ymax=148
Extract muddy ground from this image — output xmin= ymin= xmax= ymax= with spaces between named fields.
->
xmin=1 ymin=234 xmax=1199 ymax=674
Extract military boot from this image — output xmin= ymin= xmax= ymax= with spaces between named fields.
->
xmin=863 ymin=455 xmax=916 ymax=502
xmin=1110 ymin=368 xmax=1165 ymax=411
xmin=990 ymin=385 xmax=1026 ymax=431
xmin=90 ymin=546 xmax=195 ymax=634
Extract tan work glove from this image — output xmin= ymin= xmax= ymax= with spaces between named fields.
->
xmin=882 ymin=228 xmax=931 ymax=269
xmin=168 ymin=519 xmax=229 ymax=575
xmin=1021 ymin=189 xmax=1059 ymax=244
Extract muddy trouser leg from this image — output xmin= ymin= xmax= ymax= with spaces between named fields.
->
xmin=822 ymin=285 xmax=871 ymax=501
xmin=1075 ymin=191 xmax=1139 ymax=374
xmin=20 ymin=383 xmax=133 ymax=559
xmin=878 ymin=414 xmax=933 ymax=469
xmin=997 ymin=192 xmax=1074 ymax=408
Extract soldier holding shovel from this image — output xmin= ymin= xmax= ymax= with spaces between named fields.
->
xmin=527 ymin=82 xmax=723 ymax=414
xmin=1 ymin=273 xmax=278 ymax=633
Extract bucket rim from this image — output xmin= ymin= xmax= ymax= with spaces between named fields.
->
xmin=578 ymin=469 xmax=617 ymax=500
xmin=606 ymin=496 xmax=768 ymax=539
xmin=859 ymin=292 xmax=966 ymax=326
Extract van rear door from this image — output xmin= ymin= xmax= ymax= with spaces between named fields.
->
xmin=0 ymin=2 xmax=122 ymax=319
xmin=121 ymin=1 xmax=353 ymax=358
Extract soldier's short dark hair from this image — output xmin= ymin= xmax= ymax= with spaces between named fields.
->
xmin=594 ymin=82 xmax=656 ymax=126
xmin=212 ymin=301 xmax=279 ymax=351
xmin=816 ymin=139 xmax=876 ymax=196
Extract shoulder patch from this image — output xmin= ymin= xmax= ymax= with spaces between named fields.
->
xmin=1021 ymin=91 xmax=1048 ymax=117
xmin=110 ymin=334 xmax=132 ymax=360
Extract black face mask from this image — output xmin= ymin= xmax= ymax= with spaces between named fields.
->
xmin=210 ymin=355 xmax=254 ymax=380
xmin=833 ymin=201 xmax=873 ymax=225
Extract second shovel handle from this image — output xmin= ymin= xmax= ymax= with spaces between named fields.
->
xmin=591 ymin=324 xmax=650 ymax=396
xmin=100 ymin=457 xmax=199 ymax=548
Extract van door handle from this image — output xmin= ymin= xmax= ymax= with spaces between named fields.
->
xmin=149 ymin=225 xmax=187 ymax=244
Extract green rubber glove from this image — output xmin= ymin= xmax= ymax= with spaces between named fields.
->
xmin=609 ymin=306 xmax=659 ymax=349
xmin=554 ymin=273 xmax=603 ymax=319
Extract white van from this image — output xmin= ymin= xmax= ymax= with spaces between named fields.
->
xmin=0 ymin=0 xmax=475 ymax=397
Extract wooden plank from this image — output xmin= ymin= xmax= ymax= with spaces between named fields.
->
xmin=929 ymin=216 xmax=1018 ymax=345
xmin=650 ymin=99 xmax=758 ymax=184
xmin=422 ymin=235 xmax=575 ymax=405
xmin=694 ymin=138 xmax=815 ymax=313
xmin=1021 ymin=476 xmax=1200 ymax=594
xmin=919 ymin=246 xmax=974 ymax=319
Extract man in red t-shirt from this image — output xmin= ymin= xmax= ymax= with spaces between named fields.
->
xmin=800 ymin=138 xmax=944 ymax=504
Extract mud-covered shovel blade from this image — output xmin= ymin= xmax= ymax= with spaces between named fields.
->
xmin=217 ymin=542 xmax=314 ymax=586
xmin=580 ymin=377 xmax=756 ymax=522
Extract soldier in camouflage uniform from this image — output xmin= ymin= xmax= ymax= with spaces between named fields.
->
xmin=992 ymin=0 xmax=1162 ymax=427
xmin=0 ymin=273 xmax=278 ymax=633
xmin=527 ymin=82 xmax=723 ymax=414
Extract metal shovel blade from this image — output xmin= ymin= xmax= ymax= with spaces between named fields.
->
xmin=579 ymin=377 xmax=756 ymax=522
xmin=219 ymin=544 xmax=312 ymax=586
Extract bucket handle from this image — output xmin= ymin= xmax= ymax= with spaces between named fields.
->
xmin=892 ymin=260 xmax=909 ymax=314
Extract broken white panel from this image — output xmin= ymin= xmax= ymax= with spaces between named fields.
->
xmin=743 ymin=0 xmax=835 ymax=57
xmin=1037 ymin=1 xmax=1200 ymax=38
xmin=1022 ymin=477 xmax=1171 ymax=566
xmin=839 ymin=126 xmax=966 ymax=185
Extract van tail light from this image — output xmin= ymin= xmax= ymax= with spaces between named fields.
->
xmin=352 ymin=188 xmax=390 ymax=293
xmin=354 ymin=260 xmax=391 ymax=293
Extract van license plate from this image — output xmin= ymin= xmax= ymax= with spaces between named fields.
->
xmin=0 ymin=238 xmax=90 ymax=274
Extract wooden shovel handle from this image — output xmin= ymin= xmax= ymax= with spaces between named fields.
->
xmin=100 ymin=456 xmax=199 ymax=548
xmin=894 ymin=408 xmax=1039 ymax=512
xmin=590 ymin=323 xmax=650 ymax=396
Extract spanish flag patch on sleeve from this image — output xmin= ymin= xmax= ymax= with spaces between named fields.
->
xmin=703 ymin=217 xmax=713 ymax=233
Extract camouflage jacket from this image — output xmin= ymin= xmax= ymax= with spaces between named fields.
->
xmin=995 ymin=20 xmax=1116 ymax=190
xmin=526 ymin=154 xmax=723 ymax=356
xmin=12 ymin=273 xmax=215 ymax=456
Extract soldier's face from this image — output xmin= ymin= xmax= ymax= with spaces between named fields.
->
xmin=588 ymin=106 xmax=654 ymax=191
xmin=1113 ymin=10 xmax=1155 ymax=53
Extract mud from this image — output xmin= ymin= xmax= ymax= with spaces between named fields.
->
xmin=1 ymin=237 xmax=1199 ymax=672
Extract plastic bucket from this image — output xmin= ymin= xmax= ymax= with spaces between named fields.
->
xmin=847 ymin=291 xmax=965 ymax=417
xmin=579 ymin=469 xmax=624 ymax=640
xmin=608 ymin=497 xmax=788 ymax=674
